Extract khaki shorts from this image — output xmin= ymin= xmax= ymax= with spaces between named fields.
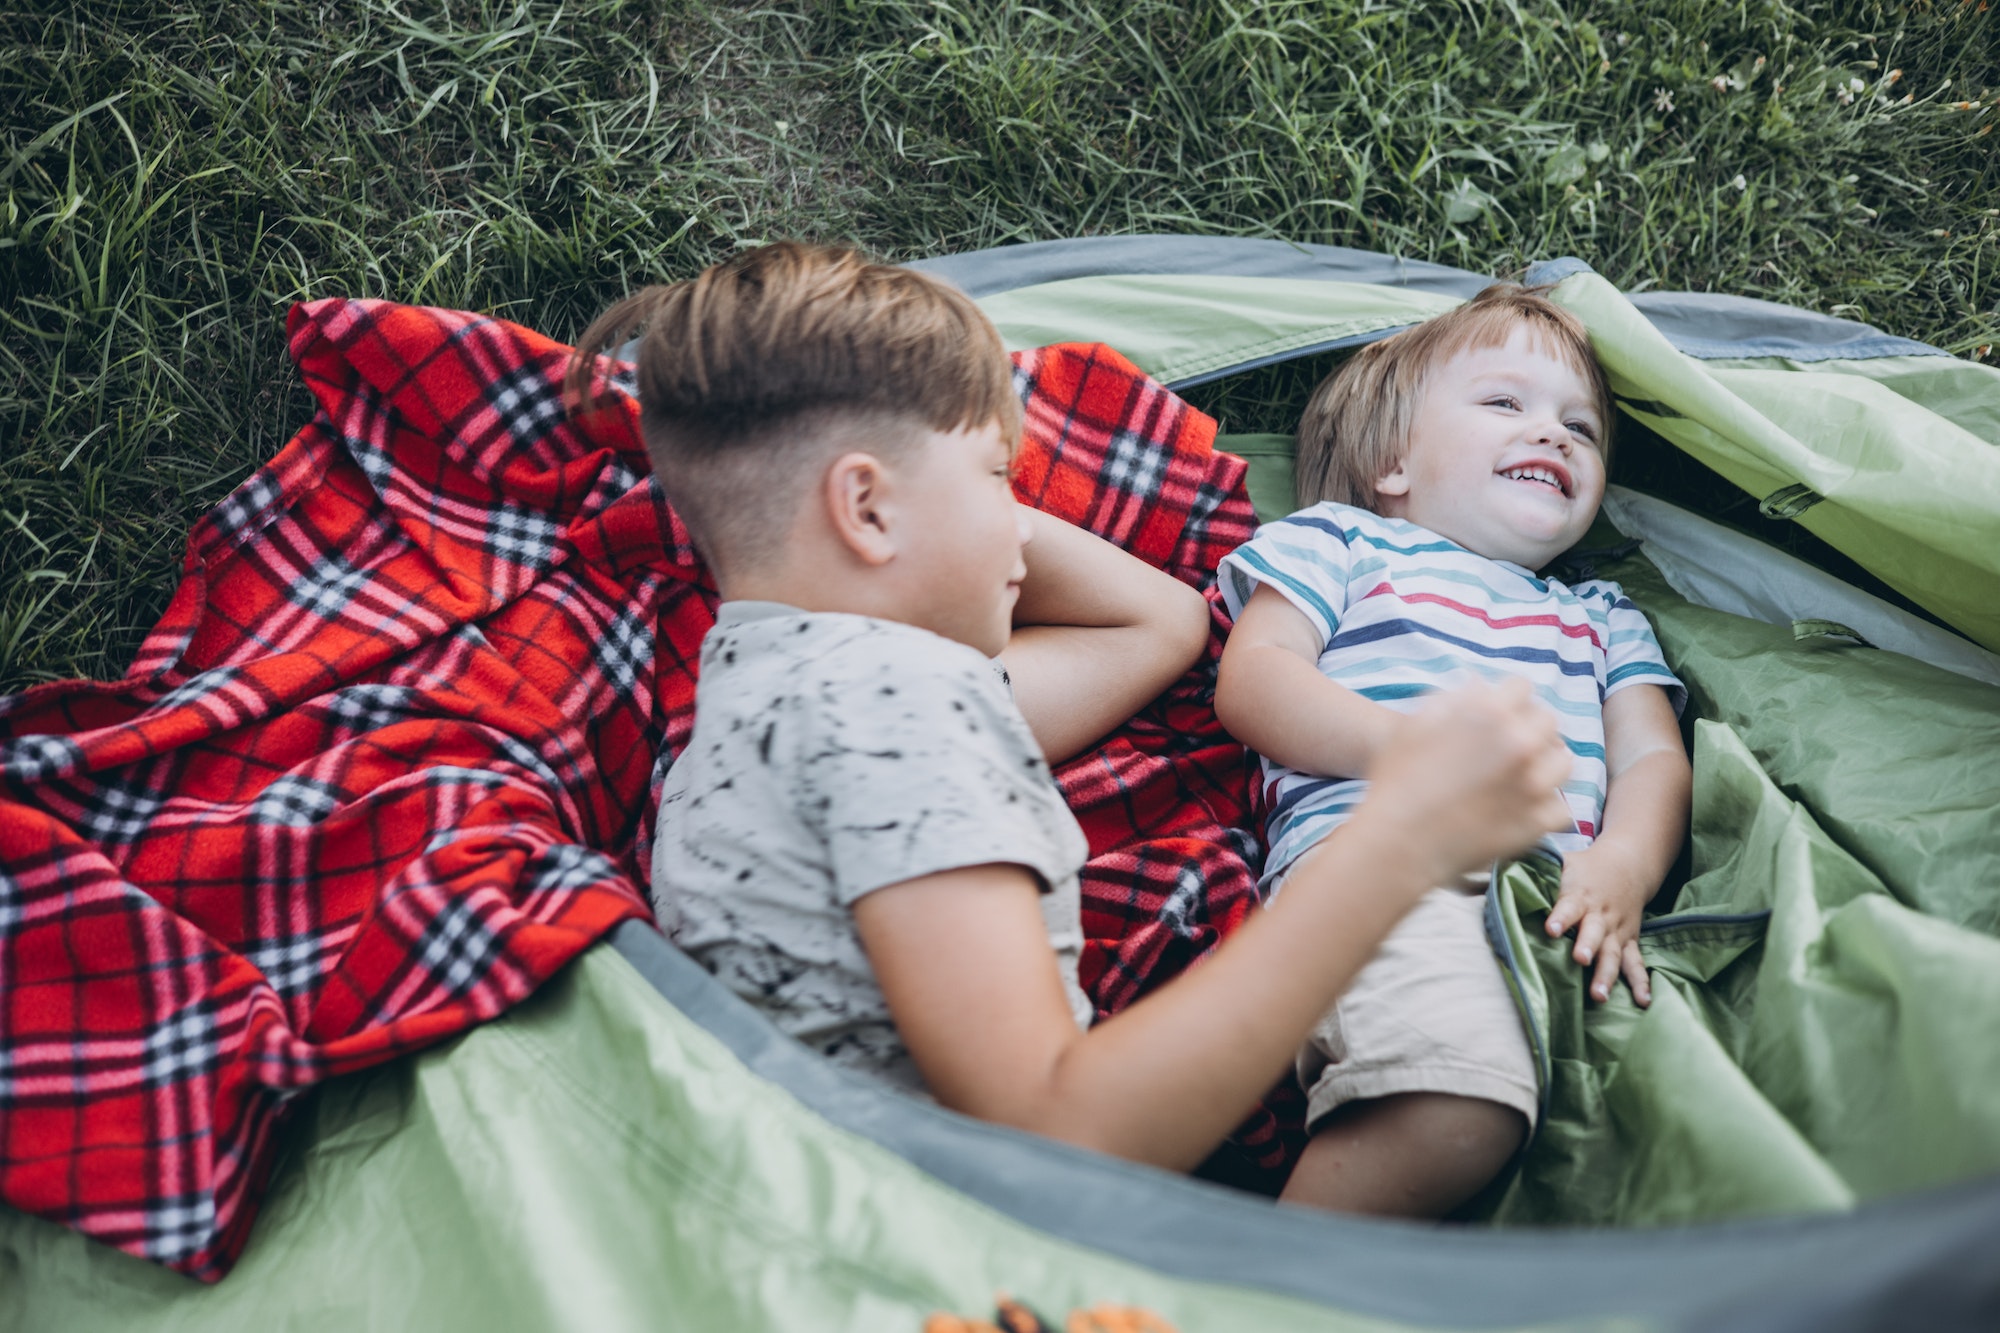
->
xmin=1285 ymin=877 xmax=1539 ymax=1132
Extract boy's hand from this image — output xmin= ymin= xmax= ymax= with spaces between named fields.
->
xmin=1545 ymin=843 xmax=1654 ymax=1006
xmin=1359 ymin=678 xmax=1575 ymax=888
xmin=1544 ymin=682 xmax=1689 ymax=1009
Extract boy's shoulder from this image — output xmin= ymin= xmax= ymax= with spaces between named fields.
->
xmin=1266 ymin=501 xmax=1490 ymax=560
xmin=1265 ymin=499 xmax=1389 ymax=539
xmin=699 ymin=603 xmax=1020 ymax=738
xmin=704 ymin=603 xmax=995 ymax=682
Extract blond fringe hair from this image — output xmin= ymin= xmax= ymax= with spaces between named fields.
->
xmin=1294 ymin=284 xmax=1612 ymax=511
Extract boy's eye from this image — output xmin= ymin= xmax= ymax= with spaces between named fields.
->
xmin=1567 ymin=421 xmax=1601 ymax=445
xmin=1486 ymin=395 xmax=1522 ymax=411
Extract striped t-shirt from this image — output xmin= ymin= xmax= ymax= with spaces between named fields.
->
xmin=1217 ymin=501 xmax=1684 ymax=891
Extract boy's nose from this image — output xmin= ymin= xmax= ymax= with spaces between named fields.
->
xmin=1014 ymin=502 xmax=1033 ymax=546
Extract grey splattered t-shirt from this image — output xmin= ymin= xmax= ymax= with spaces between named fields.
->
xmin=653 ymin=601 xmax=1093 ymax=1095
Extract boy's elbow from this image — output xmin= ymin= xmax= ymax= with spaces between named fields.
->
xmin=1169 ymin=580 xmax=1215 ymax=669
xmin=1213 ymin=646 xmax=1251 ymax=741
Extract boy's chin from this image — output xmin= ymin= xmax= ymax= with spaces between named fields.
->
xmin=926 ymin=614 xmax=1011 ymax=660
xmin=909 ymin=587 xmax=1016 ymax=659
xmin=1498 ymin=520 xmax=1593 ymax=571
xmin=968 ymin=624 xmax=1012 ymax=660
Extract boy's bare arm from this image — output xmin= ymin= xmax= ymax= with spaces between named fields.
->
xmin=1002 ymin=509 xmax=1212 ymax=764
xmin=1214 ymin=584 xmax=1401 ymax=778
xmin=1544 ymin=682 xmax=1692 ymax=1005
xmin=855 ymin=680 xmax=1575 ymax=1172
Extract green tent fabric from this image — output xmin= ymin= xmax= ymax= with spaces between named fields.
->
xmin=1483 ymin=547 xmax=2000 ymax=1227
xmin=9 ymin=237 xmax=2000 ymax=1331
xmin=1549 ymin=274 xmax=2000 ymax=655
xmin=11 ymin=921 xmax=1992 ymax=1333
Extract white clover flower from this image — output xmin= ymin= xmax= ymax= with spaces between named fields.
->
xmin=1711 ymin=75 xmax=1730 ymax=93
xmin=1653 ymin=87 xmax=1676 ymax=113
xmin=1731 ymin=174 xmax=1748 ymax=191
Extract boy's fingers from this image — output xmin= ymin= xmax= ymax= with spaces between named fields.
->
xmin=1590 ymin=943 xmax=1621 ymax=1002
xmin=1622 ymin=940 xmax=1652 ymax=1007
xmin=1572 ymin=915 xmax=1606 ymax=967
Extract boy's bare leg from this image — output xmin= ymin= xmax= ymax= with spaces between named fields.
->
xmin=1278 ymin=1092 xmax=1526 ymax=1218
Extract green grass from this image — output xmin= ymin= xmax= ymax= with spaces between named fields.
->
xmin=3 ymin=0 xmax=1996 ymax=691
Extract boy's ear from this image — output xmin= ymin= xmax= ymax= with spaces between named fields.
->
xmin=823 ymin=451 xmax=898 ymax=567
xmin=1374 ymin=458 xmax=1412 ymax=501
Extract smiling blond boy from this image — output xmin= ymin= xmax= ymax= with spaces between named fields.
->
xmin=1216 ymin=285 xmax=1690 ymax=1217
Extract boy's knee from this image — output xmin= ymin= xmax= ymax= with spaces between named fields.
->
xmin=1424 ymin=1092 xmax=1528 ymax=1162
xmin=1283 ymin=1092 xmax=1526 ymax=1217
xmin=1338 ymin=1089 xmax=1524 ymax=1152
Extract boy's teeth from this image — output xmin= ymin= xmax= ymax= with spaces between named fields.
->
xmin=1501 ymin=465 xmax=1563 ymax=491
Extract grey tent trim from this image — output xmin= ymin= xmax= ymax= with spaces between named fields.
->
xmin=610 ymin=921 xmax=2000 ymax=1333
xmin=903 ymin=234 xmax=1494 ymax=301
xmin=908 ymin=236 xmax=1947 ymax=363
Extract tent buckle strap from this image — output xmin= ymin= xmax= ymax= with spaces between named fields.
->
xmin=1758 ymin=483 xmax=1825 ymax=520
xmin=1792 ymin=618 xmax=1873 ymax=647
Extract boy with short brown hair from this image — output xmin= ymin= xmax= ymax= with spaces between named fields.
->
xmin=570 ymin=245 xmax=1577 ymax=1174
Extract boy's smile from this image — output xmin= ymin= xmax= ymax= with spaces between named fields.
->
xmin=1373 ymin=328 xmax=1606 ymax=570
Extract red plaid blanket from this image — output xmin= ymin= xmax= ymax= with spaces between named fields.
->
xmin=0 ymin=300 xmax=1286 ymax=1281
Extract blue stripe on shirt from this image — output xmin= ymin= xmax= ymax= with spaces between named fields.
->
xmin=1332 ymin=617 xmax=1600 ymax=678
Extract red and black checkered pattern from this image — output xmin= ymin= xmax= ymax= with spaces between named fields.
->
xmin=1011 ymin=343 xmax=1303 ymax=1188
xmin=0 ymin=305 xmax=1292 ymax=1280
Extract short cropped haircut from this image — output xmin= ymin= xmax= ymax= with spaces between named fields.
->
xmin=566 ymin=242 xmax=1020 ymax=573
xmin=1294 ymin=284 xmax=1613 ymax=512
